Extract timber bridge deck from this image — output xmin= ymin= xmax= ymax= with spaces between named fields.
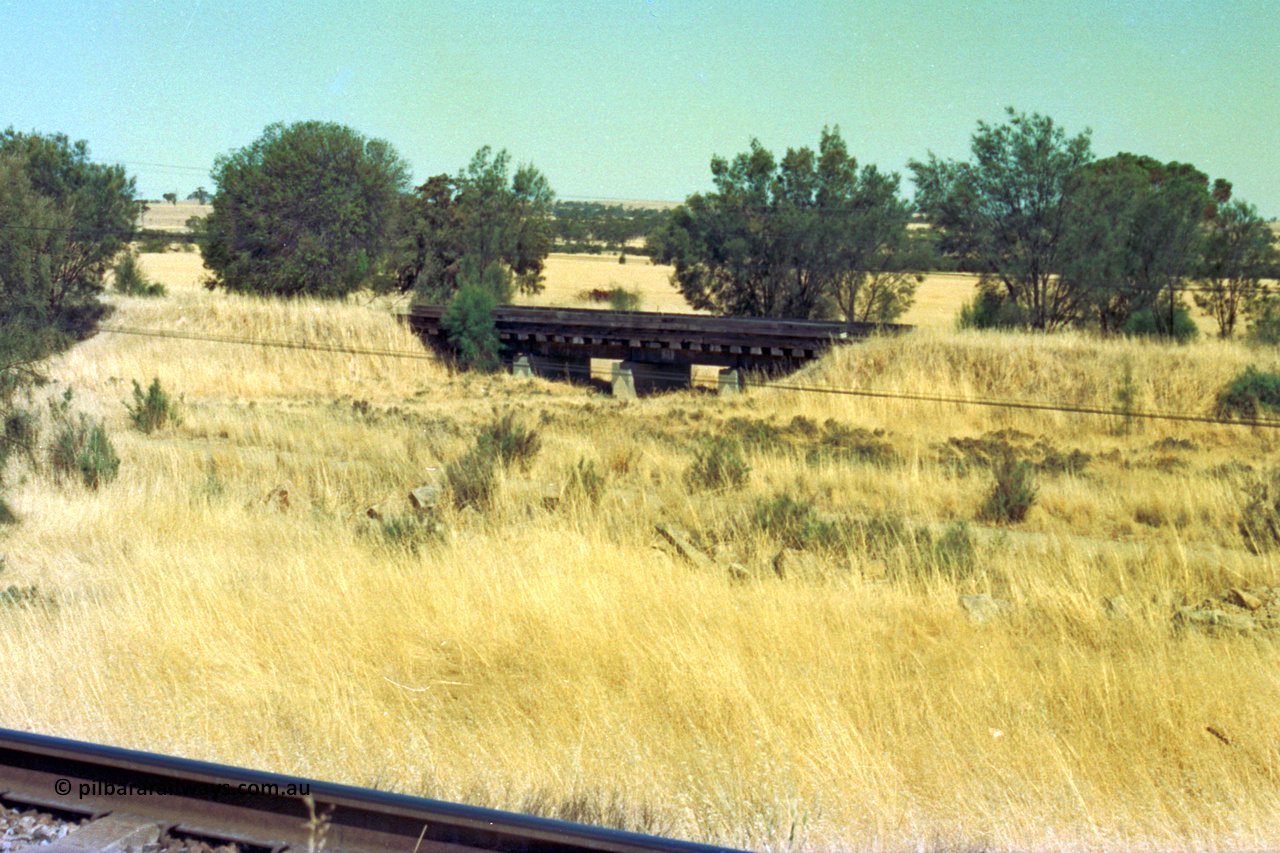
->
xmin=403 ymin=304 xmax=909 ymax=395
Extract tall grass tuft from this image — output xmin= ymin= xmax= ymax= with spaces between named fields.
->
xmin=126 ymin=377 xmax=182 ymax=434
xmin=979 ymin=453 xmax=1037 ymax=523
xmin=683 ymin=436 xmax=749 ymax=492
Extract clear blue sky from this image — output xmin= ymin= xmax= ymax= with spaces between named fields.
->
xmin=4 ymin=0 xmax=1277 ymax=214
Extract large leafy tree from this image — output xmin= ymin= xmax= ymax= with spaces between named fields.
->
xmin=203 ymin=121 xmax=410 ymax=298
xmin=654 ymin=127 xmax=914 ymax=320
xmin=0 ymin=129 xmax=136 ymax=519
xmin=910 ymin=108 xmax=1093 ymax=329
xmin=1060 ymin=154 xmax=1214 ymax=333
xmin=397 ymin=147 xmax=554 ymax=303
xmin=0 ymin=128 xmax=139 ymax=320
xmin=1192 ymin=198 xmax=1278 ymax=337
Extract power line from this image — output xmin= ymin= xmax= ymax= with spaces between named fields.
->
xmin=91 ymin=323 xmax=1280 ymax=431
xmin=746 ymin=377 xmax=1280 ymax=429
xmin=98 ymin=325 xmax=439 ymax=361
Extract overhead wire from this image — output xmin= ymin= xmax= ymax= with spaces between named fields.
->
xmin=89 ymin=323 xmax=1280 ymax=431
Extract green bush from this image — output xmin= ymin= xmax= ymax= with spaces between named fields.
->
xmin=445 ymin=447 xmax=498 ymax=511
xmin=1122 ymin=306 xmax=1199 ymax=342
xmin=477 ymin=411 xmax=541 ymax=471
xmin=0 ymin=584 xmax=46 ymax=608
xmin=606 ymin=286 xmax=641 ymax=311
xmin=136 ymin=233 xmax=173 ymax=254
xmin=924 ymin=521 xmax=977 ymax=579
xmin=50 ymin=415 xmax=119 ymax=489
xmin=957 ymin=287 xmax=1027 ymax=330
xmin=369 ymin=514 xmax=444 ymax=554
xmin=113 ymin=250 xmax=166 ymax=296
xmin=1216 ymin=366 xmax=1280 ymax=420
xmin=441 ymin=284 xmax=501 ymax=372
xmin=979 ymin=453 xmax=1036 ymax=522
xmin=1113 ymin=359 xmax=1138 ymax=436
xmin=751 ymin=493 xmax=845 ymax=551
xmin=125 ymin=377 xmax=181 ymax=433
xmin=444 ymin=412 xmax=542 ymax=511
xmin=684 ymin=436 xmax=750 ymax=492
xmin=1246 ymin=299 xmax=1280 ymax=345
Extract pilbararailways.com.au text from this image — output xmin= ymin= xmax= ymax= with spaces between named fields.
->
xmin=55 ymin=778 xmax=310 ymax=798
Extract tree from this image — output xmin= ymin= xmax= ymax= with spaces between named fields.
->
xmin=812 ymin=136 xmax=917 ymax=325
xmin=440 ymin=284 xmax=500 ymax=371
xmin=910 ymin=108 xmax=1093 ymax=329
xmin=162 ymin=192 xmax=177 ymax=205
xmin=1193 ymin=199 xmax=1278 ymax=337
xmin=0 ymin=127 xmax=140 ymax=318
xmin=654 ymin=127 xmax=914 ymax=320
xmin=396 ymin=147 xmax=554 ymax=303
xmin=187 ymin=187 xmax=210 ymax=204
xmin=0 ymin=129 xmax=136 ymax=519
xmin=1060 ymin=154 xmax=1214 ymax=333
xmin=203 ymin=121 xmax=410 ymax=298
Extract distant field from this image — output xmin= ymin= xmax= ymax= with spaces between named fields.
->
xmin=137 ymin=199 xmax=210 ymax=232
xmin=137 ymin=249 xmax=983 ymax=326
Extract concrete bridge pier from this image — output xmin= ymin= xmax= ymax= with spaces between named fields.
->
xmin=611 ymin=361 xmax=693 ymax=398
xmin=717 ymin=368 xmax=742 ymax=395
xmin=512 ymin=354 xmax=592 ymax=383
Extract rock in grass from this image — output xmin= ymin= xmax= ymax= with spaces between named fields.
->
xmin=960 ymin=593 xmax=1012 ymax=624
xmin=655 ymin=523 xmax=712 ymax=569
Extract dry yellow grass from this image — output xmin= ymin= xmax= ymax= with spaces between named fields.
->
xmin=2 ymin=253 xmax=1280 ymax=851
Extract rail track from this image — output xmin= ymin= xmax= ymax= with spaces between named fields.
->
xmin=0 ymin=728 xmax=750 ymax=853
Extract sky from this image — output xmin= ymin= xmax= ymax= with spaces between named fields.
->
xmin=3 ymin=0 xmax=1277 ymax=214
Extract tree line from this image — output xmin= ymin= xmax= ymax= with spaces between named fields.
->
xmin=652 ymin=110 xmax=1278 ymax=336
xmin=3 ymin=114 xmax=1278 ymax=347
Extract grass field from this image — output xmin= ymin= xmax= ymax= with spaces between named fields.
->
xmin=2 ymin=251 xmax=1279 ymax=851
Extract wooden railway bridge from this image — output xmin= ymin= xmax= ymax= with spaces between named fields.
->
xmin=404 ymin=304 xmax=909 ymax=396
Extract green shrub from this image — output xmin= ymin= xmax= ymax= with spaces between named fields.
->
xmin=1246 ymin=299 xmax=1280 ymax=345
xmin=126 ymin=377 xmax=181 ymax=433
xmin=369 ymin=514 xmax=444 ymax=554
xmin=925 ymin=522 xmax=977 ymax=579
xmin=957 ymin=287 xmax=1027 ymax=330
xmin=1216 ymin=366 xmax=1280 ymax=420
xmin=0 ymin=584 xmax=45 ymax=608
xmin=441 ymin=284 xmax=501 ymax=372
xmin=979 ymin=453 xmax=1036 ymax=522
xmin=1113 ymin=359 xmax=1138 ymax=435
xmin=751 ymin=493 xmax=844 ymax=550
xmin=1123 ymin=306 xmax=1198 ymax=342
xmin=684 ymin=436 xmax=750 ymax=492
xmin=477 ymin=411 xmax=541 ymax=471
xmin=136 ymin=232 xmax=173 ymax=254
xmin=50 ymin=416 xmax=119 ymax=489
xmin=113 ymin=250 xmax=165 ymax=296
xmin=606 ymin=286 xmax=641 ymax=311
xmin=445 ymin=447 xmax=498 ymax=511
xmin=444 ymin=412 xmax=542 ymax=512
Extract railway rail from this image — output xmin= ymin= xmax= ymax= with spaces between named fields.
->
xmin=0 ymin=728 xmax=750 ymax=853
